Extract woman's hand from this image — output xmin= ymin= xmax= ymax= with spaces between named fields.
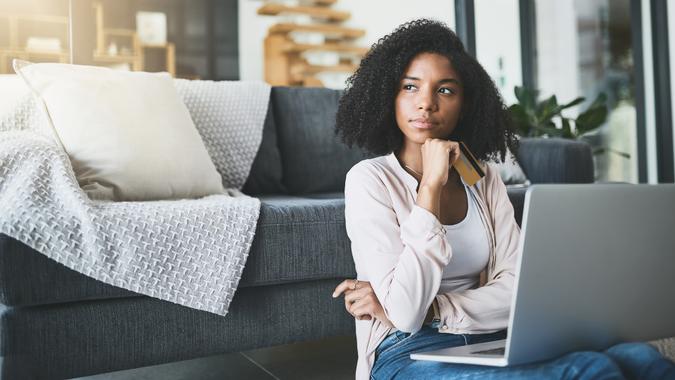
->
xmin=333 ymin=279 xmax=394 ymax=327
xmin=420 ymin=138 xmax=461 ymax=189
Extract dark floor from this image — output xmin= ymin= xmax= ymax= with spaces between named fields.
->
xmin=73 ymin=335 xmax=358 ymax=380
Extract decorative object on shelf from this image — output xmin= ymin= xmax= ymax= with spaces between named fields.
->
xmin=136 ymin=11 xmax=168 ymax=46
xmin=107 ymin=41 xmax=118 ymax=56
xmin=257 ymin=0 xmax=367 ymax=87
xmin=25 ymin=37 xmax=62 ymax=53
xmin=92 ymin=2 xmax=175 ymax=76
xmin=92 ymin=1 xmax=142 ymax=71
xmin=0 ymin=13 xmax=69 ymax=74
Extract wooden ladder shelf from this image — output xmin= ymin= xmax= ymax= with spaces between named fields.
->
xmin=258 ymin=1 xmax=367 ymax=87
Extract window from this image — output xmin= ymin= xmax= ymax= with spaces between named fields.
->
xmin=475 ymin=0 xmax=522 ymax=105
xmin=535 ymin=0 xmax=638 ymax=182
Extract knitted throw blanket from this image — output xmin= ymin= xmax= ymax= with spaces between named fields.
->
xmin=0 ymin=80 xmax=270 ymax=316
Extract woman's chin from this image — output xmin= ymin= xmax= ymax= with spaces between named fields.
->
xmin=406 ymin=130 xmax=449 ymax=143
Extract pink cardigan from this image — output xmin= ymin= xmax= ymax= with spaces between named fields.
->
xmin=344 ymin=153 xmax=521 ymax=380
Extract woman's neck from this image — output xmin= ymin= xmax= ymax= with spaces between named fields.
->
xmin=396 ymin=142 xmax=423 ymax=175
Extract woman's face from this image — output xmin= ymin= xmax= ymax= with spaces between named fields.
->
xmin=394 ymin=52 xmax=464 ymax=145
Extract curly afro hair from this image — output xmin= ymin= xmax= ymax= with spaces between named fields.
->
xmin=335 ymin=18 xmax=518 ymax=163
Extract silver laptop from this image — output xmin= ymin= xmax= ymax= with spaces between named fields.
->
xmin=411 ymin=184 xmax=675 ymax=367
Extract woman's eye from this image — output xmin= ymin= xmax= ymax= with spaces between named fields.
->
xmin=402 ymin=84 xmax=416 ymax=91
xmin=439 ymin=87 xmax=455 ymax=95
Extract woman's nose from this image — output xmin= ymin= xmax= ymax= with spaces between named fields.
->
xmin=417 ymin=90 xmax=437 ymax=111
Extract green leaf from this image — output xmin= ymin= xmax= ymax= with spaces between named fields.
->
xmin=531 ymin=123 xmax=562 ymax=137
xmin=592 ymin=146 xmax=631 ymax=158
xmin=561 ymin=118 xmax=574 ymax=138
xmin=537 ymin=95 xmax=560 ymax=123
xmin=576 ymin=107 xmax=608 ymax=134
xmin=588 ymin=92 xmax=608 ymax=108
xmin=560 ymin=96 xmax=585 ymax=110
xmin=514 ymin=86 xmax=538 ymax=110
xmin=575 ymin=93 xmax=608 ymax=134
xmin=514 ymin=86 xmax=526 ymax=103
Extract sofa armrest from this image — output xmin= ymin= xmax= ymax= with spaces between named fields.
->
xmin=516 ymin=138 xmax=594 ymax=184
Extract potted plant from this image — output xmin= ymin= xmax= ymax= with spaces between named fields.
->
xmin=507 ymin=86 xmax=629 ymax=159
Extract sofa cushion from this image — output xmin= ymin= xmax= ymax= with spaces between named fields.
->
xmin=0 ymin=280 xmax=355 ymax=379
xmin=0 ymin=195 xmax=354 ymax=306
xmin=239 ymin=195 xmax=353 ymax=287
xmin=0 ymin=235 xmax=138 ymax=307
xmin=272 ymin=87 xmax=372 ymax=194
xmin=242 ymin=101 xmax=287 ymax=195
xmin=0 ymin=190 xmax=527 ymax=307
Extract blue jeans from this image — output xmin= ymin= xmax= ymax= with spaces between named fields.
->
xmin=372 ymin=323 xmax=675 ymax=379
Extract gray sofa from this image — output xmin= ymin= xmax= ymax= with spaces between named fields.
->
xmin=0 ymin=87 xmax=595 ymax=379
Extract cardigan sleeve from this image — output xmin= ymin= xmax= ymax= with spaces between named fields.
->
xmin=434 ymin=166 xmax=521 ymax=333
xmin=344 ymin=163 xmax=453 ymax=333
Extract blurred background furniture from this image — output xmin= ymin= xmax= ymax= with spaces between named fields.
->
xmin=91 ymin=1 xmax=175 ymax=75
xmin=0 ymin=12 xmax=70 ymax=72
xmin=257 ymin=1 xmax=367 ymax=87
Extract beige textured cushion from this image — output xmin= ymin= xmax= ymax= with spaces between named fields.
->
xmin=14 ymin=60 xmax=224 ymax=201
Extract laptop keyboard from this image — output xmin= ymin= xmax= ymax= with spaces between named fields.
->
xmin=471 ymin=347 xmax=506 ymax=355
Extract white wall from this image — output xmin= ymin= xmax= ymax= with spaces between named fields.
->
xmin=335 ymin=0 xmax=455 ymax=52
xmin=475 ymin=0 xmax=522 ymax=105
xmin=238 ymin=0 xmax=278 ymax=83
xmin=535 ymin=1 xmax=579 ymax=109
xmin=238 ymin=0 xmax=455 ymax=88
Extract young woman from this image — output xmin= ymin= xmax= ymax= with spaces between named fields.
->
xmin=332 ymin=19 xmax=675 ymax=380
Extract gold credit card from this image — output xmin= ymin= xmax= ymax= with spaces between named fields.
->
xmin=452 ymin=141 xmax=485 ymax=186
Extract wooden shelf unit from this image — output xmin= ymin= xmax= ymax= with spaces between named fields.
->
xmin=258 ymin=1 xmax=366 ymax=87
xmin=257 ymin=3 xmax=350 ymax=22
xmin=0 ymin=13 xmax=70 ymax=74
xmin=282 ymin=41 xmax=368 ymax=55
xmin=268 ymin=22 xmax=365 ymax=39
xmin=303 ymin=0 xmax=338 ymax=6
xmin=91 ymin=1 xmax=175 ymax=75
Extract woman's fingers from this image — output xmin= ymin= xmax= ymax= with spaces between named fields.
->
xmin=348 ymin=292 xmax=377 ymax=315
xmin=350 ymin=298 xmax=376 ymax=320
xmin=344 ymin=286 xmax=368 ymax=304
xmin=344 ymin=289 xmax=361 ymax=312
xmin=420 ymin=139 xmax=463 ymax=187
xmin=333 ymin=279 xmax=371 ymax=298
xmin=448 ymin=142 xmax=461 ymax=165
xmin=334 ymin=280 xmax=381 ymax=321
xmin=331 ymin=279 xmax=349 ymax=297
xmin=332 ymin=279 xmax=358 ymax=298
xmin=343 ymin=283 xmax=373 ymax=312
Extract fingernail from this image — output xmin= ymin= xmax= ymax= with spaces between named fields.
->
xmin=332 ymin=292 xmax=337 ymax=298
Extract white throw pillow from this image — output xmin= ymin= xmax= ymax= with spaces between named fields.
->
xmin=14 ymin=60 xmax=225 ymax=201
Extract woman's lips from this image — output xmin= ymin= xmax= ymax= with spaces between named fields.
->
xmin=410 ymin=119 xmax=436 ymax=129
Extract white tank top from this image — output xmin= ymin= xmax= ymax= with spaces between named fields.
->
xmin=439 ymin=184 xmax=490 ymax=294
